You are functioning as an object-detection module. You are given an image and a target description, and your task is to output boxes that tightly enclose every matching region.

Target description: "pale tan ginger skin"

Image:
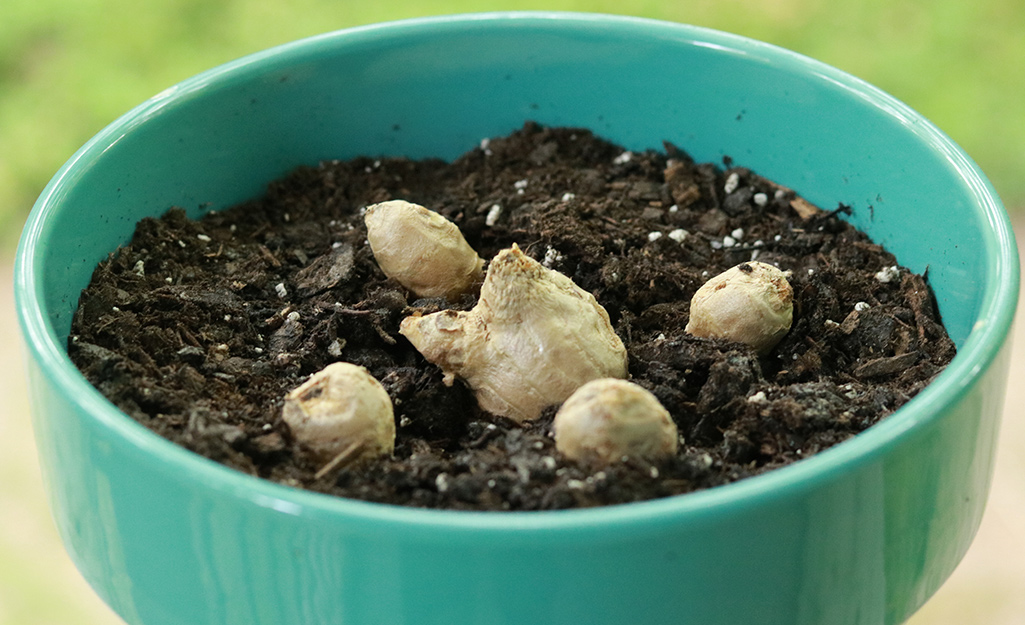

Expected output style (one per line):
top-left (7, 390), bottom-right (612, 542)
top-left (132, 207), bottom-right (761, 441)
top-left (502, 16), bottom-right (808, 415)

top-left (364, 199), bottom-right (485, 300)
top-left (554, 378), bottom-right (679, 465)
top-left (399, 244), bottom-right (629, 423)
top-left (685, 261), bottom-right (794, 355)
top-left (281, 362), bottom-right (395, 464)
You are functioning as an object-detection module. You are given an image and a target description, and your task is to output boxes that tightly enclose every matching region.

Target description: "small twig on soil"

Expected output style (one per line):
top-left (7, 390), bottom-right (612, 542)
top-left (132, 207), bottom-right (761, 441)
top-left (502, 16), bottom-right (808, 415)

top-left (314, 440), bottom-right (366, 480)
top-left (176, 325), bottom-right (202, 347)
top-left (329, 305), bottom-right (374, 316)
top-left (371, 321), bottom-right (398, 345)
top-left (257, 244), bottom-right (282, 267)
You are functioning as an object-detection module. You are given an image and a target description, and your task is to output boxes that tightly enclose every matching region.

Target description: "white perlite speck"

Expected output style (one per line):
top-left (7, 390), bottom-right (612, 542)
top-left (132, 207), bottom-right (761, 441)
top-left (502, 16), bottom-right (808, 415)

top-left (647, 231), bottom-right (663, 242)
top-left (731, 228), bottom-right (744, 240)
top-left (514, 179), bottom-right (528, 195)
top-left (747, 391), bottom-right (768, 404)
top-left (542, 246), bottom-right (564, 268)
top-left (753, 192), bottom-right (768, 207)
top-left (435, 473), bottom-right (450, 493)
top-left (133, 260), bottom-right (145, 277)
top-left (724, 172), bottom-right (740, 194)
top-left (327, 339), bottom-right (346, 357)
top-left (485, 204), bottom-right (503, 226)
top-left (722, 236), bottom-right (737, 248)
top-left (875, 266), bottom-right (900, 283)
top-left (561, 192), bottom-right (576, 202)
top-left (197, 233), bottom-right (211, 242)
top-left (613, 151), bottom-right (633, 165)
top-left (275, 283), bottom-right (288, 299)
top-left (855, 301), bottom-right (871, 312)
top-left (668, 229), bottom-right (688, 242)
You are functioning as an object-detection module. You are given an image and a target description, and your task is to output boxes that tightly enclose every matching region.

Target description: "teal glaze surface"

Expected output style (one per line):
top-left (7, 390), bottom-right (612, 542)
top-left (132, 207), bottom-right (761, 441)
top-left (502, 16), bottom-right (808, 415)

top-left (15, 13), bottom-right (1018, 625)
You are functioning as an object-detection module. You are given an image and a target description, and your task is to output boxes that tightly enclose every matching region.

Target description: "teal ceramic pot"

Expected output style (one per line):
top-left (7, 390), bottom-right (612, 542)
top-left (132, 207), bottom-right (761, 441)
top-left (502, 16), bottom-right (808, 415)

top-left (15, 13), bottom-right (1019, 625)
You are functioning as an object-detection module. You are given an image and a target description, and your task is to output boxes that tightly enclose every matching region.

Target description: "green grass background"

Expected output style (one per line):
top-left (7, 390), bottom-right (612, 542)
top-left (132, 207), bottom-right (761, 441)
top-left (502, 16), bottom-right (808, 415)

top-left (2, 0), bottom-right (1024, 252)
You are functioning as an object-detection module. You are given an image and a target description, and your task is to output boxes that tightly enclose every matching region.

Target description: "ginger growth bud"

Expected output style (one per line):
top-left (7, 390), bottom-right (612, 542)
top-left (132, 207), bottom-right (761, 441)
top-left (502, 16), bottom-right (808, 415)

top-left (685, 261), bottom-right (793, 355)
top-left (554, 378), bottom-right (678, 465)
top-left (282, 362), bottom-right (395, 464)
top-left (400, 244), bottom-right (628, 422)
top-left (364, 200), bottom-right (484, 300)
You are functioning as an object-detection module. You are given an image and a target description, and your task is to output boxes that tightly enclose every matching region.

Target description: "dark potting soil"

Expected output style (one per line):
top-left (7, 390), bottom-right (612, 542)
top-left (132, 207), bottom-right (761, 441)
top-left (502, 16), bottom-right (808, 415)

top-left (69, 122), bottom-right (955, 510)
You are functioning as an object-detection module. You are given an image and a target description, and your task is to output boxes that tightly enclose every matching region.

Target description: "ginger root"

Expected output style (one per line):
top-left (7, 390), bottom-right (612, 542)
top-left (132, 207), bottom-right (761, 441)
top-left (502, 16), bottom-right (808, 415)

top-left (685, 261), bottom-right (793, 355)
top-left (282, 362), bottom-right (395, 464)
top-left (554, 378), bottom-right (678, 465)
top-left (399, 244), bottom-right (628, 422)
top-left (364, 199), bottom-right (484, 300)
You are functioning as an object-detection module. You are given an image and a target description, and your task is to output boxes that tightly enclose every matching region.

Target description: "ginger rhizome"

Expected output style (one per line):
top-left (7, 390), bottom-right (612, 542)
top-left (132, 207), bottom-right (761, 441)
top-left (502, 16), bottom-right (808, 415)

top-left (400, 244), bottom-right (628, 422)
top-left (554, 378), bottom-right (679, 465)
top-left (364, 199), bottom-right (484, 300)
top-left (685, 261), bottom-right (793, 355)
top-left (282, 362), bottom-right (395, 465)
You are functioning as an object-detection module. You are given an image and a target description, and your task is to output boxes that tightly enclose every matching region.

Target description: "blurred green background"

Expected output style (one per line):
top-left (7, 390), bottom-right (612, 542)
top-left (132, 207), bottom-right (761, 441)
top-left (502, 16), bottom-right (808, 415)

top-left (2, 2), bottom-right (1023, 624)
top-left (2, 0), bottom-right (1024, 253)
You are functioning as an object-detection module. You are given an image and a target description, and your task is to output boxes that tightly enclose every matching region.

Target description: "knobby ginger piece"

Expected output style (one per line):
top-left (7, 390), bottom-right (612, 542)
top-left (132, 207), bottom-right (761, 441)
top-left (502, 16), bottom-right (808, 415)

top-left (399, 244), bottom-right (628, 422)
top-left (364, 199), bottom-right (485, 300)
